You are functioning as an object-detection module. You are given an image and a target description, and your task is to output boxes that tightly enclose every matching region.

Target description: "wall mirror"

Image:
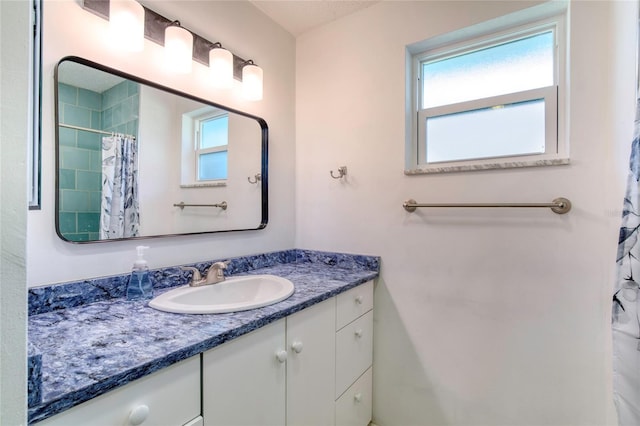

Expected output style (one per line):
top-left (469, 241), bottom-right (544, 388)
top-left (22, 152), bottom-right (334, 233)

top-left (55, 56), bottom-right (267, 243)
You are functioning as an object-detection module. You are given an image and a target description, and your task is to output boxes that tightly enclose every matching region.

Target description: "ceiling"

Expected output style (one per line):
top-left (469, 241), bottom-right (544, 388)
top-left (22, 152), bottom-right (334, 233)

top-left (58, 61), bottom-right (125, 92)
top-left (249, 0), bottom-right (379, 37)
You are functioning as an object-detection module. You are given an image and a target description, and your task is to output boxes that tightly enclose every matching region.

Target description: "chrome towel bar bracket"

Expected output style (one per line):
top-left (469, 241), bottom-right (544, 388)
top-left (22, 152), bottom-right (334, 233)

top-left (402, 197), bottom-right (572, 215)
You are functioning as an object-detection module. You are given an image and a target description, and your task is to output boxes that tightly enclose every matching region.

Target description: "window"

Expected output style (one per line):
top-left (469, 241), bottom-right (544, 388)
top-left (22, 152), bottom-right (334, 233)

top-left (407, 10), bottom-right (568, 173)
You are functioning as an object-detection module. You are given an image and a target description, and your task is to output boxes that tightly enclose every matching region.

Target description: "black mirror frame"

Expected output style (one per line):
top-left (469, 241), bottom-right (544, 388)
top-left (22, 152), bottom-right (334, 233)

top-left (54, 56), bottom-right (268, 243)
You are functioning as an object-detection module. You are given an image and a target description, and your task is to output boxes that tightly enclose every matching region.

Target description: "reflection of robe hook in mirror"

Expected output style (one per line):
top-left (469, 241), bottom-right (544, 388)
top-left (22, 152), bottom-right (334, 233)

top-left (330, 166), bottom-right (347, 179)
top-left (247, 173), bottom-right (261, 184)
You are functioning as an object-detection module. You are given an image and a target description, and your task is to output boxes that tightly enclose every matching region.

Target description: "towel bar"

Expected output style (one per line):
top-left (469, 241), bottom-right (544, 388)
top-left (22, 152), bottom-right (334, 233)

top-left (402, 197), bottom-right (571, 215)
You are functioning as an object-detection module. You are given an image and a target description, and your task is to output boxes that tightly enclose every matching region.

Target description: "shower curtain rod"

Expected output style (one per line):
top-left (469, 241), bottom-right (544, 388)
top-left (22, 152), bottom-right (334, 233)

top-left (59, 123), bottom-right (136, 140)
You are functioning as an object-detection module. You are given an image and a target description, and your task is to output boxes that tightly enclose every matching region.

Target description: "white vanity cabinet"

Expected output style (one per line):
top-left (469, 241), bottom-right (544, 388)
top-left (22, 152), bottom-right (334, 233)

top-left (35, 281), bottom-right (374, 426)
top-left (202, 280), bottom-right (374, 426)
top-left (286, 298), bottom-right (336, 426)
top-left (35, 355), bottom-right (201, 426)
top-left (202, 299), bottom-right (336, 426)
top-left (202, 319), bottom-right (287, 426)
top-left (335, 281), bottom-right (374, 426)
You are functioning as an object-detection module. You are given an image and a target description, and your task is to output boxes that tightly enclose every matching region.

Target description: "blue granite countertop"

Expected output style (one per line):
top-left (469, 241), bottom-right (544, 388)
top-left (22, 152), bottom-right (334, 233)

top-left (27, 249), bottom-right (379, 424)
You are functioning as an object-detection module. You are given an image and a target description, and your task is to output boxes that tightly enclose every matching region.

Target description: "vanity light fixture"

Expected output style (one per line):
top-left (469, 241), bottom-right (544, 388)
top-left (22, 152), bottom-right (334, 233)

top-left (108, 0), bottom-right (145, 52)
top-left (209, 43), bottom-right (234, 89)
top-left (164, 21), bottom-right (193, 74)
top-left (242, 60), bottom-right (263, 101)
top-left (83, 0), bottom-right (265, 100)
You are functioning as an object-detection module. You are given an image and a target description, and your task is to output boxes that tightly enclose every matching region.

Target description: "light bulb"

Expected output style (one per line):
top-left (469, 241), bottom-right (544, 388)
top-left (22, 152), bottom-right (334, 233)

top-left (164, 24), bottom-right (193, 74)
top-left (242, 63), bottom-right (263, 101)
top-left (209, 47), bottom-right (234, 89)
top-left (109, 0), bottom-right (145, 52)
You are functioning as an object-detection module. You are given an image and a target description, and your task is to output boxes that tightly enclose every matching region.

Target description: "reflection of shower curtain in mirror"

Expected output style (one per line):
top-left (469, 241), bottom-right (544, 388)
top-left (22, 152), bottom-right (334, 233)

top-left (100, 135), bottom-right (139, 239)
top-left (612, 99), bottom-right (640, 425)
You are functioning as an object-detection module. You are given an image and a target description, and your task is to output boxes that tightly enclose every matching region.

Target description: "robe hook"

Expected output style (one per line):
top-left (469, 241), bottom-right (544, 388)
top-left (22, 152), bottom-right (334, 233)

top-left (330, 166), bottom-right (347, 179)
top-left (247, 173), bottom-right (261, 184)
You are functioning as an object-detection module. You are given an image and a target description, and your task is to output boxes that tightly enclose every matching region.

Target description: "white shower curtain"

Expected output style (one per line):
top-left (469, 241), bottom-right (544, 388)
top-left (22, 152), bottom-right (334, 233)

top-left (100, 135), bottom-right (140, 239)
top-left (612, 110), bottom-right (640, 425)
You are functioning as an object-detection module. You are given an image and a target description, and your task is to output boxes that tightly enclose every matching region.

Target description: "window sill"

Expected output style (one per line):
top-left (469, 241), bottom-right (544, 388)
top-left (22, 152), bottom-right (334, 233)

top-left (405, 157), bottom-right (569, 175)
top-left (180, 181), bottom-right (227, 188)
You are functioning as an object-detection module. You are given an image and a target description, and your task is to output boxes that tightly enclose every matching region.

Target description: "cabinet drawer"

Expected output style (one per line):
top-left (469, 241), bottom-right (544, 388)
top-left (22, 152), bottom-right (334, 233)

top-left (335, 310), bottom-right (373, 398)
top-left (335, 367), bottom-right (372, 426)
top-left (36, 356), bottom-right (200, 426)
top-left (336, 281), bottom-right (373, 330)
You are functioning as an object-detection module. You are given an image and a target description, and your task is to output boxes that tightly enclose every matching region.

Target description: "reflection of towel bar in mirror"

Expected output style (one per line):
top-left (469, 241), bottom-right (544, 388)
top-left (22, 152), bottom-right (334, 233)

top-left (402, 197), bottom-right (572, 215)
top-left (174, 201), bottom-right (228, 210)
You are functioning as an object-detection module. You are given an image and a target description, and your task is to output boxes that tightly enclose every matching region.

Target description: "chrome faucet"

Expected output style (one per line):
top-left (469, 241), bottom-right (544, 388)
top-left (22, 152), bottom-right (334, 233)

top-left (205, 261), bottom-right (229, 285)
top-left (180, 261), bottom-right (230, 287)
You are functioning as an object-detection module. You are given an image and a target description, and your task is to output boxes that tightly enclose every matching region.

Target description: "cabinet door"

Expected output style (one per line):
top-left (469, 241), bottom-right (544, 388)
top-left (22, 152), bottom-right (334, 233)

top-left (35, 356), bottom-right (200, 426)
top-left (287, 298), bottom-right (336, 426)
top-left (203, 319), bottom-right (286, 426)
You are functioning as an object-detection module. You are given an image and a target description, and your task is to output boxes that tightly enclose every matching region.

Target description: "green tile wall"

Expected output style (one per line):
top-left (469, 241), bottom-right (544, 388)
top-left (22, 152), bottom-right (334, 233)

top-left (58, 81), bottom-right (139, 241)
top-left (102, 80), bottom-right (139, 136)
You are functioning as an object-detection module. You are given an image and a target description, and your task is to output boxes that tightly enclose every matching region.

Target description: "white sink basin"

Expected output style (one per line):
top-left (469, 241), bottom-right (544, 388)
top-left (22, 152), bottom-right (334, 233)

top-left (149, 274), bottom-right (295, 314)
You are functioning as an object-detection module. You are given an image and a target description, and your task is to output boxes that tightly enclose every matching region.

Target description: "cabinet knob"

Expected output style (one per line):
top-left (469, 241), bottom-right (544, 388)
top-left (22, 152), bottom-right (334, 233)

top-left (355, 295), bottom-right (364, 305)
top-left (128, 404), bottom-right (149, 425)
top-left (275, 350), bottom-right (287, 363)
top-left (354, 329), bottom-right (363, 338)
top-left (291, 341), bottom-right (304, 354)
top-left (354, 393), bottom-right (363, 403)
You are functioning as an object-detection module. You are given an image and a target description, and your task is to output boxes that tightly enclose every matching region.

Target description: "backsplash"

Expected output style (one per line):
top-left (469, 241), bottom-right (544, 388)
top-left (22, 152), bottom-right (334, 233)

top-left (28, 249), bottom-right (380, 316)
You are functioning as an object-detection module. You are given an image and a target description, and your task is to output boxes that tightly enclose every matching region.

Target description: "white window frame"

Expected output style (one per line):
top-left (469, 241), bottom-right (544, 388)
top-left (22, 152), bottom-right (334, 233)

top-left (418, 86), bottom-right (558, 163)
top-left (180, 107), bottom-right (228, 188)
top-left (195, 112), bottom-right (228, 182)
top-left (406, 8), bottom-right (569, 174)
top-left (29, 0), bottom-right (42, 209)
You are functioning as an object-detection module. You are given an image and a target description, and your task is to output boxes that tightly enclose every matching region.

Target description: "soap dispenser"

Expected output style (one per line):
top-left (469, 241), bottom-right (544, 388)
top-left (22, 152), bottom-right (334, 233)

top-left (126, 245), bottom-right (153, 300)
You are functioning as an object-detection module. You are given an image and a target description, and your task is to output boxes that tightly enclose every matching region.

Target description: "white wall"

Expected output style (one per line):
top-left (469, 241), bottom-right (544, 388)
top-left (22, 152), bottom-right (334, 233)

top-left (20, 0), bottom-right (637, 423)
top-left (0, 1), bottom-right (29, 424)
top-left (296, 1), bottom-right (636, 424)
top-left (29, 0), bottom-right (295, 286)
top-left (137, 87), bottom-right (261, 235)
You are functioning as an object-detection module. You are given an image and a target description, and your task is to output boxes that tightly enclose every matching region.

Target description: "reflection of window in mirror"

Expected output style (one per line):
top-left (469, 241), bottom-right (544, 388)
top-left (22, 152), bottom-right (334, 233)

top-left (197, 113), bottom-right (228, 181)
top-left (181, 107), bottom-right (228, 187)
